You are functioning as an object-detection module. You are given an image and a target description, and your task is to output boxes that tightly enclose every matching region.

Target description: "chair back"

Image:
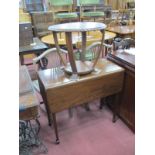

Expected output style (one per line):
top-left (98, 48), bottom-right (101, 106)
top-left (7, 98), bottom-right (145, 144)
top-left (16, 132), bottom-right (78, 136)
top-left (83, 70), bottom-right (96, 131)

top-left (79, 0), bottom-right (105, 22)
top-left (48, 0), bottom-right (75, 20)
top-left (33, 48), bottom-right (68, 70)
top-left (108, 20), bottom-right (121, 27)
top-left (49, 0), bottom-right (73, 13)
top-left (85, 42), bottom-right (104, 61)
top-left (49, 0), bottom-right (73, 6)
top-left (75, 41), bottom-right (109, 62)
top-left (79, 0), bottom-right (100, 5)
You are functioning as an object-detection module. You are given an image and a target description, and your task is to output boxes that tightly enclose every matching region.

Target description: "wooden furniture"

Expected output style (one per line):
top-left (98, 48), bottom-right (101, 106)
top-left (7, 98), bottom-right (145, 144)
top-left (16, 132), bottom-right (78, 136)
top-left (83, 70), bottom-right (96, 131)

top-left (77, 4), bottom-right (112, 21)
top-left (41, 30), bottom-right (116, 46)
top-left (19, 66), bottom-right (48, 154)
top-left (38, 58), bottom-right (124, 143)
top-left (107, 49), bottom-right (135, 132)
top-left (19, 37), bottom-right (48, 65)
top-left (32, 48), bottom-right (68, 93)
top-left (31, 11), bottom-right (54, 37)
top-left (79, 0), bottom-right (105, 22)
top-left (48, 22), bottom-right (107, 77)
top-left (127, 1), bottom-right (135, 9)
top-left (19, 22), bottom-right (33, 47)
top-left (32, 47), bottom-right (70, 124)
top-left (22, 0), bottom-right (44, 12)
top-left (113, 38), bottom-right (135, 51)
top-left (48, 0), bottom-right (78, 23)
top-left (110, 10), bottom-right (119, 20)
top-left (80, 41), bottom-right (112, 60)
top-left (106, 25), bottom-right (135, 38)
top-left (105, 0), bottom-right (129, 10)
top-left (19, 65), bottom-right (39, 121)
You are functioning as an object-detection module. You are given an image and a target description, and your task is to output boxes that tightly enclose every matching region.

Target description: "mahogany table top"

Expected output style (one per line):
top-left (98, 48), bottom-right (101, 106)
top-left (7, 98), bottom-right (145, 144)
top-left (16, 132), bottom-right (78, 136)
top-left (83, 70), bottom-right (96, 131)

top-left (106, 25), bottom-right (135, 35)
top-left (48, 22), bottom-right (107, 32)
top-left (41, 31), bottom-right (116, 46)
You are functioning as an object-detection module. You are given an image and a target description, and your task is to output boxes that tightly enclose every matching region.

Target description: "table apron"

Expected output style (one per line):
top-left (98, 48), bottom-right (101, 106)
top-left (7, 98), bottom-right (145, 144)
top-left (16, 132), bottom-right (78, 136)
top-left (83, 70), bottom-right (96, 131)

top-left (46, 71), bottom-right (124, 113)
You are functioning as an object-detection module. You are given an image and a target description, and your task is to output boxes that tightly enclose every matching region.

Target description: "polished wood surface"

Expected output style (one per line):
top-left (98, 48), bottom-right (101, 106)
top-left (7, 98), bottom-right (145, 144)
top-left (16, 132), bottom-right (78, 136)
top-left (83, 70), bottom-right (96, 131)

top-left (107, 25), bottom-right (135, 36)
top-left (107, 49), bottom-right (135, 132)
top-left (48, 22), bottom-right (106, 32)
top-left (19, 37), bottom-right (48, 65)
top-left (38, 59), bottom-right (124, 113)
top-left (48, 22), bottom-right (107, 76)
top-left (41, 31), bottom-right (116, 46)
top-left (19, 37), bottom-right (48, 53)
top-left (109, 49), bottom-right (135, 71)
top-left (38, 58), bottom-right (124, 142)
top-left (19, 66), bottom-right (39, 120)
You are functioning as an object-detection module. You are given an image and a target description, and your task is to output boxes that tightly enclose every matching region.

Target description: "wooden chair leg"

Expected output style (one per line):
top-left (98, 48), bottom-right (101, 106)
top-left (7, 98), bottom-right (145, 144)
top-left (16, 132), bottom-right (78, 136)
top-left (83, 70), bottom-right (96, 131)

top-left (52, 113), bottom-right (60, 144)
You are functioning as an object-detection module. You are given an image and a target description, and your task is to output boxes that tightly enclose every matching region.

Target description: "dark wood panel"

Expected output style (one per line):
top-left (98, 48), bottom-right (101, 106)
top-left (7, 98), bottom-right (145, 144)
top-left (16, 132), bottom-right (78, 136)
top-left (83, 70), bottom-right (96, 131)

top-left (107, 50), bottom-right (135, 132)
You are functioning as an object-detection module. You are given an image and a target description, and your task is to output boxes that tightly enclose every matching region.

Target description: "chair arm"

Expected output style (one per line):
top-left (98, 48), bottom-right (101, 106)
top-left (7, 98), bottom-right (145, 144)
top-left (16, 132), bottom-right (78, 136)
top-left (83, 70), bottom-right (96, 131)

top-left (86, 41), bottom-right (113, 50)
top-left (32, 48), bottom-right (68, 64)
top-left (103, 43), bottom-right (113, 49)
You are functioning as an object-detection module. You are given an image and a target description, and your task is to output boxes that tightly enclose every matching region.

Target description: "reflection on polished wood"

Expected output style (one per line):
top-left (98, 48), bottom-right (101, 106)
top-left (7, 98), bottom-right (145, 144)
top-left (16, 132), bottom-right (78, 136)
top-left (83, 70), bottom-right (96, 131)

top-left (19, 38), bottom-right (48, 53)
top-left (65, 60), bottom-right (94, 75)
top-left (48, 22), bottom-right (106, 32)
top-left (106, 25), bottom-right (135, 38)
top-left (38, 59), bottom-right (124, 142)
top-left (41, 31), bottom-right (116, 46)
top-left (112, 49), bottom-right (135, 68)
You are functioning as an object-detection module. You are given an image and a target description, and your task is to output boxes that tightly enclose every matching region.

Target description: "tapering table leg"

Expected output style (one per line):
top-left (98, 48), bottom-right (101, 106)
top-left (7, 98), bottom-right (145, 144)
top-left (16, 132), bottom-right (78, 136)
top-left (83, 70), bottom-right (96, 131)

top-left (112, 93), bottom-right (120, 123)
top-left (52, 113), bottom-right (60, 144)
top-left (99, 97), bottom-right (106, 109)
top-left (84, 103), bottom-right (90, 111)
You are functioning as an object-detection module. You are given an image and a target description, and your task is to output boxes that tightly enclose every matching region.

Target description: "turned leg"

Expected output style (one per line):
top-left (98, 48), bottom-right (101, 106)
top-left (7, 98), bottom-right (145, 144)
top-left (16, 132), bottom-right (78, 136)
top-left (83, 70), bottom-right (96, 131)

top-left (112, 94), bottom-right (120, 123)
top-left (68, 108), bottom-right (73, 118)
top-left (35, 118), bottom-right (41, 135)
top-left (43, 103), bottom-right (52, 126)
top-left (52, 113), bottom-right (60, 144)
top-left (47, 110), bottom-right (52, 126)
top-left (84, 103), bottom-right (90, 111)
top-left (99, 97), bottom-right (106, 109)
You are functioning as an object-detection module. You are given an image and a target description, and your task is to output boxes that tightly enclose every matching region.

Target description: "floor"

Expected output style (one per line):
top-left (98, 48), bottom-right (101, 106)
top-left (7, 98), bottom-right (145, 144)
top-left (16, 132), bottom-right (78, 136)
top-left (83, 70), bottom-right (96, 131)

top-left (37, 100), bottom-right (134, 155)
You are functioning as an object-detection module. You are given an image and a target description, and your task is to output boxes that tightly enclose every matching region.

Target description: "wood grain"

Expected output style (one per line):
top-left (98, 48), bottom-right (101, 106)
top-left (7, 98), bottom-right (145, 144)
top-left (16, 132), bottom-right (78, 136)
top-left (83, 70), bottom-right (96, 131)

top-left (38, 59), bottom-right (124, 113)
top-left (107, 50), bottom-right (135, 132)
top-left (107, 25), bottom-right (135, 34)
top-left (41, 31), bottom-right (116, 46)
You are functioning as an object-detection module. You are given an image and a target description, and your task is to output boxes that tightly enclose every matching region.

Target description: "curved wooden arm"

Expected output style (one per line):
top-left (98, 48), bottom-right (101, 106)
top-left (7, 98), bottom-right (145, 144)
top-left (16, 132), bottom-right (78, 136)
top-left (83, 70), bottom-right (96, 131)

top-left (32, 48), bottom-right (68, 65)
top-left (86, 41), bottom-right (113, 54)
